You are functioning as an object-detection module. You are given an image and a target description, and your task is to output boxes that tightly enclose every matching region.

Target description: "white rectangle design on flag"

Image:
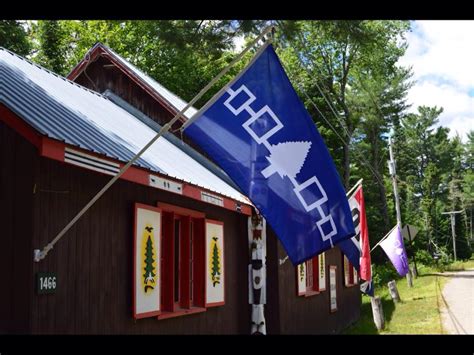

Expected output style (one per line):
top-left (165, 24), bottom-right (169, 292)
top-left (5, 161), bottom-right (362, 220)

top-left (133, 204), bottom-right (161, 319)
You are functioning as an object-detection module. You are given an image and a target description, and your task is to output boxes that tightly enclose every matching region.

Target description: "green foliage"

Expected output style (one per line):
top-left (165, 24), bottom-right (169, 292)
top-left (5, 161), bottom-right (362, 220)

top-left (0, 20), bottom-right (31, 56)
top-left (371, 263), bottom-right (399, 288)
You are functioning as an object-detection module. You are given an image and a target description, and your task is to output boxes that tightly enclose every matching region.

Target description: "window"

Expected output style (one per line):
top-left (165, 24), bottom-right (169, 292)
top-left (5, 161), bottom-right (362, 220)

top-left (156, 202), bottom-right (225, 320)
top-left (158, 203), bottom-right (207, 319)
top-left (297, 253), bottom-right (326, 297)
top-left (342, 253), bottom-right (358, 287)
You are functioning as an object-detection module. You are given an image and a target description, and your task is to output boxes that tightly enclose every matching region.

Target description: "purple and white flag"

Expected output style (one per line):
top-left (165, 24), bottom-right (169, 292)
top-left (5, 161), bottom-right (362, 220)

top-left (379, 226), bottom-right (409, 276)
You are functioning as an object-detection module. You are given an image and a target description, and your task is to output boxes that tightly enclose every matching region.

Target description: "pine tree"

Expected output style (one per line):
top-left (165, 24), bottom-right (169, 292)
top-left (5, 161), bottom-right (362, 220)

top-left (143, 234), bottom-right (156, 293)
top-left (211, 237), bottom-right (221, 287)
top-left (299, 264), bottom-right (305, 282)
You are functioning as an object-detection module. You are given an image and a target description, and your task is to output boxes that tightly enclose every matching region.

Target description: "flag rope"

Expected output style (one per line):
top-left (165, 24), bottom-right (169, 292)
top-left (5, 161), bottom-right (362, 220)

top-left (370, 224), bottom-right (398, 253)
top-left (33, 25), bottom-right (276, 262)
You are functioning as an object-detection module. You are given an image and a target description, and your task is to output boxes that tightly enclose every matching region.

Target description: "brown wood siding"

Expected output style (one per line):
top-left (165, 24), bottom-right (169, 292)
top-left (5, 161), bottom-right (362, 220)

top-left (29, 156), bottom-right (250, 334)
top-left (0, 122), bottom-right (36, 334)
top-left (270, 230), bottom-right (361, 334)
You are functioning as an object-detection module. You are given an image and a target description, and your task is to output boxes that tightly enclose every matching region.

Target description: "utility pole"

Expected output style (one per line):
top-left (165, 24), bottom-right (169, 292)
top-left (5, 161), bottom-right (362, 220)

top-left (388, 130), bottom-right (413, 287)
top-left (441, 210), bottom-right (464, 261)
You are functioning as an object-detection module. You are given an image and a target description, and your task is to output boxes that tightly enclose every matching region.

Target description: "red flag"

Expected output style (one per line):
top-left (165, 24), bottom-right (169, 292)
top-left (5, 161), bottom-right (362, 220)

top-left (355, 186), bottom-right (371, 282)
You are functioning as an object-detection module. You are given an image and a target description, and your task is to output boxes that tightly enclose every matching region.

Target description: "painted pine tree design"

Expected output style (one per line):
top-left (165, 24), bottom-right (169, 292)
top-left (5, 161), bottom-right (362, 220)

top-left (211, 237), bottom-right (221, 287)
top-left (299, 263), bottom-right (305, 282)
top-left (261, 141), bottom-right (312, 179)
top-left (143, 229), bottom-right (156, 293)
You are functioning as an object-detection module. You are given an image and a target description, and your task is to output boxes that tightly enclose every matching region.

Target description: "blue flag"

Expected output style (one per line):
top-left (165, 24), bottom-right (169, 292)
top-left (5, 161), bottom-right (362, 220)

top-left (184, 44), bottom-right (355, 264)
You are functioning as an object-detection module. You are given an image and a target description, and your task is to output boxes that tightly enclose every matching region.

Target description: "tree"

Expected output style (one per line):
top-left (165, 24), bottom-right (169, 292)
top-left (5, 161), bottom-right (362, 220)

top-left (211, 237), bottom-right (221, 287)
top-left (0, 20), bottom-right (31, 56)
top-left (143, 230), bottom-right (156, 293)
top-left (31, 20), bottom-right (69, 75)
top-left (281, 20), bottom-right (410, 189)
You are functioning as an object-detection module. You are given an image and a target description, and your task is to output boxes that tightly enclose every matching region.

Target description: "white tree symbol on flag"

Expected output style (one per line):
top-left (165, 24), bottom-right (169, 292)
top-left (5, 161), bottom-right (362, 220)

top-left (261, 141), bottom-right (312, 179)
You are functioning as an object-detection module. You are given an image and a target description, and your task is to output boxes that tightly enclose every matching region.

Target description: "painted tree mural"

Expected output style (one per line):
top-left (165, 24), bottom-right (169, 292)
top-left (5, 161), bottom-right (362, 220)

top-left (211, 237), bottom-right (221, 287)
top-left (299, 263), bottom-right (305, 282)
top-left (143, 226), bottom-right (156, 293)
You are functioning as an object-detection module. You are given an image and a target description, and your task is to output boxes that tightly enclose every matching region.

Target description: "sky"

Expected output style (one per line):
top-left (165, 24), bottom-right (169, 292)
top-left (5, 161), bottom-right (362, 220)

top-left (398, 20), bottom-right (474, 142)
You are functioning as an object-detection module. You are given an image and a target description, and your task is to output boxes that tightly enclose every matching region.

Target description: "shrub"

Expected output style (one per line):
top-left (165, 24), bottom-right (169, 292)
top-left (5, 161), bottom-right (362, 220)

top-left (372, 264), bottom-right (399, 288)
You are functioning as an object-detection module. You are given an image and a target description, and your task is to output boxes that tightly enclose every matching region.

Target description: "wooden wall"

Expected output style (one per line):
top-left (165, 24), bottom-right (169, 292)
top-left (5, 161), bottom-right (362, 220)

top-left (28, 154), bottom-right (250, 334)
top-left (266, 230), bottom-right (361, 334)
top-left (0, 120), bottom-right (360, 335)
top-left (0, 121), bottom-right (36, 333)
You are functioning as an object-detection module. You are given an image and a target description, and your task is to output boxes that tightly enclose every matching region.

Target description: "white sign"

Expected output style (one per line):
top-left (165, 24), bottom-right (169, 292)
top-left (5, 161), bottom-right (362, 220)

top-left (402, 224), bottom-right (419, 242)
top-left (330, 266), bottom-right (337, 312)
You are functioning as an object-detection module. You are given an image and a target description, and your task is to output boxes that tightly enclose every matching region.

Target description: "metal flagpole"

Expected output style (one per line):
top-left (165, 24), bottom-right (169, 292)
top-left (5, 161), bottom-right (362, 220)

top-left (388, 129), bottom-right (413, 287)
top-left (346, 178), bottom-right (363, 198)
top-left (33, 25), bottom-right (276, 262)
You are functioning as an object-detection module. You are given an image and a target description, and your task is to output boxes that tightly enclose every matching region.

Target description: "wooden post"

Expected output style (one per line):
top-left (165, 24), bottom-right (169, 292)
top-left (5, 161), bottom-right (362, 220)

top-left (406, 268), bottom-right (413, 287)
top-left (387, 280), bottom-right (401, 302)
top-left (370, 296), bottom-right (385, 331)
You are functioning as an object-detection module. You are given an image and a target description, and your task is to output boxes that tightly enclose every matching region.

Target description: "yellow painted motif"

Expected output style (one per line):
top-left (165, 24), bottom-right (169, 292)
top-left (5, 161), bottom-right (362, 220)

top-left (141, 224), bottom-right (157, 294)
top-left (319, 253), bottom-right (325, 278)
top-left (209, 236), bottom-right (222, 287)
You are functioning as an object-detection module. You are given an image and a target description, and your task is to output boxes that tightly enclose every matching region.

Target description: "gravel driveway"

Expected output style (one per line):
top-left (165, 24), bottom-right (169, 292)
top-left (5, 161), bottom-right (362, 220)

top-left (439, 269), bottom-right (474, 334)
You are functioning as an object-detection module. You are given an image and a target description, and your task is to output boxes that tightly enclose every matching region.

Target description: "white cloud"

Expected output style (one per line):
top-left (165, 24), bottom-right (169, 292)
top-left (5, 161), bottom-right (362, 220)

top-left (398, 20), bottom-right (474, 141)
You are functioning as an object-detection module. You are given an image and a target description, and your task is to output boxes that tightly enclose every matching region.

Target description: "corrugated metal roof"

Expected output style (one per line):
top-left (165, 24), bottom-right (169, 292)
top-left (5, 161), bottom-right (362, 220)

top-left (0, 47), bottom-right (250, 205)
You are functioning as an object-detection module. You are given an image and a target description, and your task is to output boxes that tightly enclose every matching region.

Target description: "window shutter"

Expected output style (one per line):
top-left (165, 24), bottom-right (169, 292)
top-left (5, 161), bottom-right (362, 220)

top-left (133, 204), bottom-right (162, 319)
top-left (318, 252), bottom-right (326, 291)
top-left (296, 263), bottom-right (306, 296)
top-left (205, 219), bottom-right (225, 307)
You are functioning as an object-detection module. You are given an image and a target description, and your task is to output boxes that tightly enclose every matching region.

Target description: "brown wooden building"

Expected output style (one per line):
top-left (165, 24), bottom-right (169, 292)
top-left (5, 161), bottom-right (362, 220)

top-left (0, 44), bottom-right (360, 335)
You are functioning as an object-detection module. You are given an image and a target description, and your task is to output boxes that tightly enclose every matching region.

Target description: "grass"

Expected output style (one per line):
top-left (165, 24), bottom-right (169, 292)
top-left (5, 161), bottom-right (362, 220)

top-left (343, 258), bottom-right (474, 334)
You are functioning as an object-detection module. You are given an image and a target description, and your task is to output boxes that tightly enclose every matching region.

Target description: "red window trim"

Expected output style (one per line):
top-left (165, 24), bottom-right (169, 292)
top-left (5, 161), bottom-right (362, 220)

top-left (157, 202), bottom-right (226, 320)
top-left (342, 253), bottom-right (358, 288)
top-left (157, 202), bottom-right (205, 219)
top-left (297, 255), bottom-right (322, 297)
top-left (156, 307), bottom-right (206, 320)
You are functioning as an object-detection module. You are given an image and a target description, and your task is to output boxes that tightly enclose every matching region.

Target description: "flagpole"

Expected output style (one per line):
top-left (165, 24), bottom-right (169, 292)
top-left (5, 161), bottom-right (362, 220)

top-left (33, 25), bottom-right (276, 262)
top-left (370, 224), bottom-right (398, 253)
top-left (346, 178), bottom-right (363, 198)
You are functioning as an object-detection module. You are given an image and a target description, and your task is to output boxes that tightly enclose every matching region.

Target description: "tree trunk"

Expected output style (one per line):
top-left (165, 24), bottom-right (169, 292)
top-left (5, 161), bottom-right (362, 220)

top-left (370, 133), bottom-right (390, 227)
